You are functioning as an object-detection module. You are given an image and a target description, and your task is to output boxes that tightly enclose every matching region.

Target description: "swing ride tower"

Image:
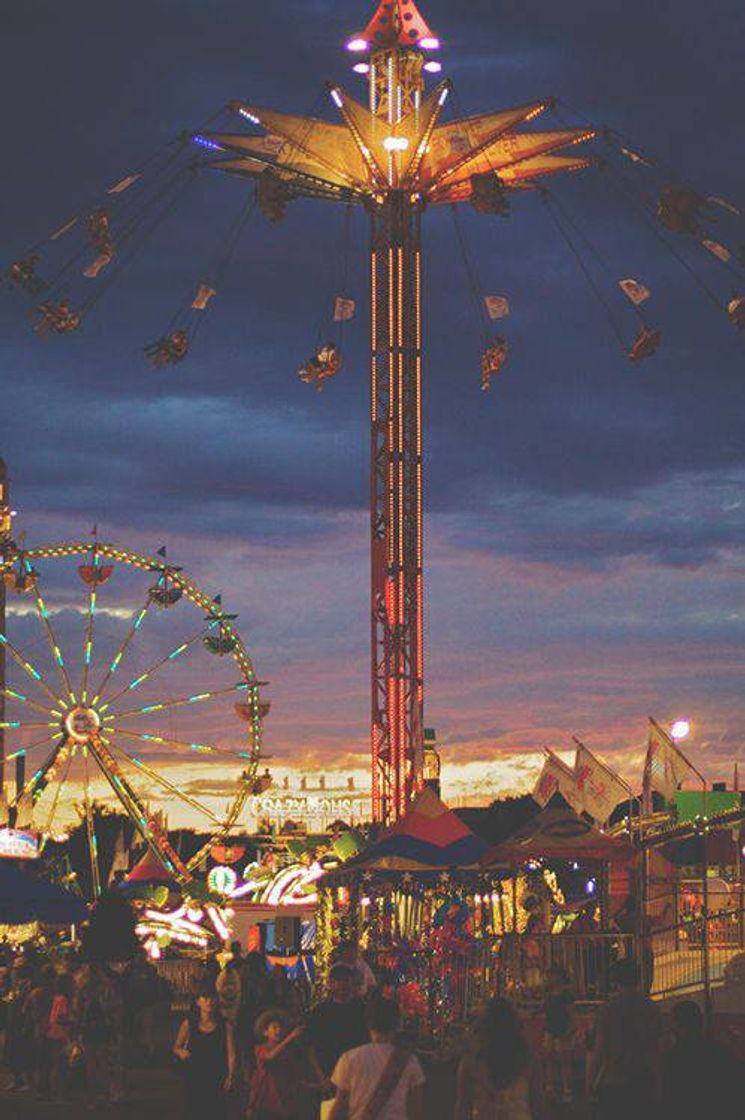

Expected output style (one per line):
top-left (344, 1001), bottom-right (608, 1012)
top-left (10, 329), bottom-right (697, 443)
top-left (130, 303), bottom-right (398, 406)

top-left (198, 0), bottom-right (595, 822)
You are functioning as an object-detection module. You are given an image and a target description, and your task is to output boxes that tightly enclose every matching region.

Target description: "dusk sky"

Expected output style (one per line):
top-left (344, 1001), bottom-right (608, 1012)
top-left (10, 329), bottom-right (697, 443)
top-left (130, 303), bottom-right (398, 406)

top-left (2, 0), bottom-right (745, 825)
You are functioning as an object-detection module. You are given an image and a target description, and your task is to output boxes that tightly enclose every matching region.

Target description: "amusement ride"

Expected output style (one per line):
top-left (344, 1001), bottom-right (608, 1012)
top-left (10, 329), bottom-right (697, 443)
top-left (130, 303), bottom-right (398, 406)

top-left (2, 0), bottom-right (745, 840)
top-left (0, 473), bottom-right (268, 889)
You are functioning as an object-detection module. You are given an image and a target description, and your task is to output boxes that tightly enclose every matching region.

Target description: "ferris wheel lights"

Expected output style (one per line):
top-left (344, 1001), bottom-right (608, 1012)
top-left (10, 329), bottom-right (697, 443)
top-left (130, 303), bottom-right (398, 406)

top-left (419, 36), bottom-right (440, 50)
top-left (346, 37), bottom-right (369, 52)
top-left (423, 60), bottom-right (442, 73)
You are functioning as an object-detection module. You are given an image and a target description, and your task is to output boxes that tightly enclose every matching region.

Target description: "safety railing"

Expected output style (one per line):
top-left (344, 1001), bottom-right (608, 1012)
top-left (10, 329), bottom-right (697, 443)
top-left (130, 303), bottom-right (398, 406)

top-left (648, 904), bottom-right (745, 1002)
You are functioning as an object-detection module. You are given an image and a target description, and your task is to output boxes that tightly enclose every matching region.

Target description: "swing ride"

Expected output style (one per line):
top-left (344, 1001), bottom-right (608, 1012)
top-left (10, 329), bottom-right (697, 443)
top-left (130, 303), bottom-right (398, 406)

top-left (3, 0), bottom-right (745, 827)
top-left (0, 521), bottom-right (268, 890)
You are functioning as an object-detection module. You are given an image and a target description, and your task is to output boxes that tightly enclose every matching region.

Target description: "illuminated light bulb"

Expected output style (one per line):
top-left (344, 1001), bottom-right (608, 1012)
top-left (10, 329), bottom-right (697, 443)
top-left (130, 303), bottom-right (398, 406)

top-left (419, 37), bottom-right (440, 49)
top-left (383, 136), bottom-right (410, 152)
top-left (670, 719), bottom-right (690, 740)
top-left (238, 108), bottom-right (260, 125)
top-left (423, 61), bottom-right (442, 73)
top-left (438, 87), bottom-right (450, 106)
top-left (329, 88), bottom-right (344, 109)
top-left (346, 37), bottom-right (369, 52)
top-left (353, 62), bottom-right (371, 74)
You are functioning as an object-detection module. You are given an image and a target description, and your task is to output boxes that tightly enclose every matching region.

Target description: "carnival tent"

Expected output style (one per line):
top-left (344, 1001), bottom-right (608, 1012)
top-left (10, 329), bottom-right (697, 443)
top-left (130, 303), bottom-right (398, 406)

top-left (482, 803), bottom-right (633, 865)
top-left (121, 848), bottom-right (179, 887)
top-left (335, 787), bottom-right (489, 872)
top-left (0, 861), bottom-right (87, 925)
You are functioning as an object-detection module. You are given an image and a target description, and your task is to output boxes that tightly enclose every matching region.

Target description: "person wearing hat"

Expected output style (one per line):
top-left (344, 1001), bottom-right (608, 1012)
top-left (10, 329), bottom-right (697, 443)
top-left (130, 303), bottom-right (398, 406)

top-left (248, 1008), bottom-right (304, 1118)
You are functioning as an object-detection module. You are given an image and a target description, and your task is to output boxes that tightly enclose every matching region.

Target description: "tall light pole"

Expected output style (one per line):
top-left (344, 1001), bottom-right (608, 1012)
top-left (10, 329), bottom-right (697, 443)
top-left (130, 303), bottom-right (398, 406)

top-left (198, 0), bottom-right (594, 821)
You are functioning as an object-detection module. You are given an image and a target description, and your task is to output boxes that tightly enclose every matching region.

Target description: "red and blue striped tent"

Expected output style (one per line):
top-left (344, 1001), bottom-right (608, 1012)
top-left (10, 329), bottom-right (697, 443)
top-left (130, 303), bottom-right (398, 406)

top-left (340, 787), bottom-right (488, 871)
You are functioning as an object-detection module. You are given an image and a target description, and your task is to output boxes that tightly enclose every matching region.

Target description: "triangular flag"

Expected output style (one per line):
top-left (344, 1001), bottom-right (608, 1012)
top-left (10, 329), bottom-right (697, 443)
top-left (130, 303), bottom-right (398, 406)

top-left (642, 717), bottom-right (699, 809)
top-left (157, 546), bottom-right (167, 558)
top-left (532, 749), bottom-right (583, 813)
top-left (618, 278), bottom-right (651, 305)
top-left (192, 284), bottom-right (217, 311)
top-left (702, 239), bottom-right (731, 262)
top-left (484, 295), bottom-right (510, 320)
top-left (573, 740), bottom-right (631, 825)
top-left (108, 173), bottom-right (142, 195)
top-left (333, 296), bottom-right (356, 321)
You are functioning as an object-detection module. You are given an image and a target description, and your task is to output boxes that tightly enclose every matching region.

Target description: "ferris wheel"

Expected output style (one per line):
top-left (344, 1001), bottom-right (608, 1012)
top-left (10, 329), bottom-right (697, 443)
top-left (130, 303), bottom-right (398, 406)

top-left (0, 537), bottom-right (268, 891)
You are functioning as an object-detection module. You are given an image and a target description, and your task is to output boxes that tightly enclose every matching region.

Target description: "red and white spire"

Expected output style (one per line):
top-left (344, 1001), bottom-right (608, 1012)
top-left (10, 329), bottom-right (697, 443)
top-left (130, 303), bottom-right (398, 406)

top-left (347, 0), bottom-right (439, 55)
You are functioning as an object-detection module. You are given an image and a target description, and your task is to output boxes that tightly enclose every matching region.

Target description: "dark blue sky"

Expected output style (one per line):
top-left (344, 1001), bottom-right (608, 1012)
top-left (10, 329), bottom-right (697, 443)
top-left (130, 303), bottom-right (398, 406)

top-left (2, 0), bottom-right (745, 803)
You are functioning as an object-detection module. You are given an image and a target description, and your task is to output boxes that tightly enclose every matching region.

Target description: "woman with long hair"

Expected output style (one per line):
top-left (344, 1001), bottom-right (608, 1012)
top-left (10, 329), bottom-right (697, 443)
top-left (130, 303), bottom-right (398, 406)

top-left (454, 998), bottom-right (533, 1120)
top-left (173, 982), bottom-right (236, 1120)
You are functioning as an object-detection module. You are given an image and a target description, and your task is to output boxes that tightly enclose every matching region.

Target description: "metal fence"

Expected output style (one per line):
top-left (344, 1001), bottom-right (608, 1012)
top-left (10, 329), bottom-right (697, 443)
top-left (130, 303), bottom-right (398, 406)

top-left (649, 904), bottom-right (745, 1003)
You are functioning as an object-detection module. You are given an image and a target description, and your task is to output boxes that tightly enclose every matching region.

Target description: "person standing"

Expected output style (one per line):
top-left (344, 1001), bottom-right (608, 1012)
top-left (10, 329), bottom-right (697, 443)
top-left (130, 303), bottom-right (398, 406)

top-left (249, 1009), bottom-right (305, 1119)
top-left (336, 943), bottom-right (377, 999)
top-left (328, 997), bottom-right (425, 1120)
top-left (541, 965), bottom-right (577, 1103)
top-left (454, 997), bottom-right (534, 1120)
top-left (173, 982), bottom-right (236, 1120)
top-left (46, 972), bottom-right (76, 1100)
top-left (307, 964), bottom-right (368, 1097)
top-left (24, 964), bottom-right (55, 1096)
top-left (587, 959), bottom-right (660, 1120)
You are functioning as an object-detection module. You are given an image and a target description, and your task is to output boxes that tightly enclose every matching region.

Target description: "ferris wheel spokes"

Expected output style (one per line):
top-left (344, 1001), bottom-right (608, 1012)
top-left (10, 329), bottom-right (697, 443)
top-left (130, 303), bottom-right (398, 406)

top-left (110, 725), bottom-right (256, 760)
top-left (109, 744), bottom-right (223, 825)
top-left (110, 680), bottom-right (250, 722)
top-left (0, 632), bottom-right (65, 708)
top-left (96, 623), bottom-right (217, 713)
top-left (89, 598), bottom-right (153, 708)
top-left (30, 580), bottom-right (77, 706)
top-left (1, 686), bottom-right (55, 718)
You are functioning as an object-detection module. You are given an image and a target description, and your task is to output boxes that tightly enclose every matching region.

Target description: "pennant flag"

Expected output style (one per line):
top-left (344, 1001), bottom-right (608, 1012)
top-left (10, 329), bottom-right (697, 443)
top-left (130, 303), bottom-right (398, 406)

top-left (157, 546), bottom-right (167, 558)
top-left (620, 145), bottom-right (652, 167)
top-left (108, 173), bottom-right (142, 195)
top-left (618, 278), bottom-right (651, 305)
top-left (642, 717), bottom-right (699, 808)
top-left (192, 284), bottom-right (217, 311)
top-left (50, 217), bottom-right (78, 241)
top-left (573, 740), bottom-right (631, 825)
top-left (532, 750), bottom-right (583, 813)
top-left (333, 296), bottom-right (356, 321)
top-left (702, 239), bottom-right (731, 262)
top-left (90, 524), bottom-right (98, 537)
top-left (708, 196), bottom-right (741, 217)
top-left (484, 295), bottom-right (510, 320)
top-left (83, 252), bottom-right (113, 279)
top-left (108, 827), bottom-right (130, 885)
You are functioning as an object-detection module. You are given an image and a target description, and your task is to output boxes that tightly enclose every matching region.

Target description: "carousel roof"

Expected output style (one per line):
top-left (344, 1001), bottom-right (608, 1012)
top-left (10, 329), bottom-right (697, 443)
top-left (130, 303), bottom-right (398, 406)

top-left (482, 803), bottom-right (633, 865)
top-left (335, 787), bottom-right (489, 871)
top-left (122, 847), bottom-right (179, 886)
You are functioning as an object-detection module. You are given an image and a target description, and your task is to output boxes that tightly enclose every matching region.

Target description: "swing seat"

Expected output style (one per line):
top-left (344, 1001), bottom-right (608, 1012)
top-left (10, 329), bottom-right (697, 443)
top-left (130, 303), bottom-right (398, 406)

top-left (480, 339), bottom-right (508, 388)
top-left (470, 172), bottom-right (511, 217)
top-left (145, 330), bottom-right (189, 367)
top-left (656, 187), bottom-right (702, 235)
top-left (8, 257), bottom-right (47, 295)
top-left (628, 326), bottom-right (661, 362)
top-left (4, 567), bottom-right (38, 593)
top-left (35, 301), bottom-right (81, 336)
top-left (298, 343), bottom-right (341, 389)
top-left (257, 173), bottom-right (292, 224)
top-left (203, 632), bottom-right (238, 656)
top-left (88, 208), bottom-right (114, 254)
top-left (727, 296), bottom-right (745, 331)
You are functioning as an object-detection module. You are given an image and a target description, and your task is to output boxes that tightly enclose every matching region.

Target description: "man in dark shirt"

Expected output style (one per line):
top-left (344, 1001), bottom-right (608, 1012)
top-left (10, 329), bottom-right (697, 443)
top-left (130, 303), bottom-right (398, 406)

top-left (307, 963), bottom-right (368, 1094)
top-left (588, 959), bottom-right (660, 1120)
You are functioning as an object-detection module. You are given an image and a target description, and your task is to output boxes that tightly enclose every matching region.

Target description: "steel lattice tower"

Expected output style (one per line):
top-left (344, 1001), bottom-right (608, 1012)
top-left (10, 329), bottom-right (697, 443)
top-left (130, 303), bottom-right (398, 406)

top-left (200, 0), bottom-right (594, 822)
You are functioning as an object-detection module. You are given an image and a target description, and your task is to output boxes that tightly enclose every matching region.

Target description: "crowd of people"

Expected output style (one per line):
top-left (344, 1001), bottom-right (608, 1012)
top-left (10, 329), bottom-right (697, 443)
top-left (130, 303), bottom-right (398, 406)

top-left (1, 939), bottom-right (743, 1120)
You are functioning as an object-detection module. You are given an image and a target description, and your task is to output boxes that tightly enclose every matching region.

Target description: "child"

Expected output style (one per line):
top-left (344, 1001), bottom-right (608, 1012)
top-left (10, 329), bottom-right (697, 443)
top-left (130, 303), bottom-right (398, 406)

top-left (249, 1009), bottom-right (304, 1119)
top-left (542, 965), bottom-right (576, 1103)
